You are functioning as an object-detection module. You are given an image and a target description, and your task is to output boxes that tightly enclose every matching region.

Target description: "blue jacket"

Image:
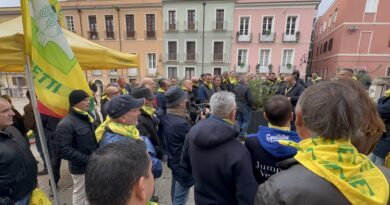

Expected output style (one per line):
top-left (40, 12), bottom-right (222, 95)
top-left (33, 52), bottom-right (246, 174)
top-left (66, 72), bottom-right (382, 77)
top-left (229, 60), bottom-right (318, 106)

top-left (156, 91), bottom-right (166, 117)
top-left (100, 130), bottom-right (162, 178)
top-left (374, 96), bottom-right (390, 158)
top-left (245, 126), bottom-right (301, 184)
top-left (198, 84), bottom-right (214, 103)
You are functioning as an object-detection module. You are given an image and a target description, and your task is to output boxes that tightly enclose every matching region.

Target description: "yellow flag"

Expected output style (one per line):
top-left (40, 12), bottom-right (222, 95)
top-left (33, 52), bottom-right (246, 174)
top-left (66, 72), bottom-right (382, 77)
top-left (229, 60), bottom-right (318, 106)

top-left (21, 0), bottom-right (91, 116)
top-left (48, 0), bottom-right (64, 27)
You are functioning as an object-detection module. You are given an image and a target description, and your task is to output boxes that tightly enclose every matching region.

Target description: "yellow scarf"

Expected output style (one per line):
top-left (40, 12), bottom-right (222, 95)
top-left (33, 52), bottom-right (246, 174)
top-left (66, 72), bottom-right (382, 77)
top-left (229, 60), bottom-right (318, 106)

top-left (101, 94), bottom-right (109, 100)
top-left (95, 117), bottom-right (140, 142)
top-left (312, 77), bottom-right (322, 84)
top-left (182, 86), bottom-right (189, 92)
top-left (279, 137), bottom-right (389, 205)
top-left (157, 88), bottom-right (166, 93)
top-left (205, 82), bottom-right (213, 90)
top-left (228, 77), bottom-right (238, 85)
top-left (121, 88), bottom-right (129, 95)
top-left (142, 105), bottom-right (156, 118)
top-left (73, 107), bottom-right (94, 123)
top-left (268, 123), bottom-right (290, 131)
top-left (385, 89), bottom-right (390, 97)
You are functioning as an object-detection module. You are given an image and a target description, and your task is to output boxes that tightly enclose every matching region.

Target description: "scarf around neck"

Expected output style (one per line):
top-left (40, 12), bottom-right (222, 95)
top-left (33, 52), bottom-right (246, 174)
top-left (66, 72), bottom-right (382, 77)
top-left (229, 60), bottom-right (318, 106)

top-left (72, 107), bottom-right (94, 123)
top-left (95, 117), bottom-right (140, 142)
top-left (279, 137), bottom-right (389, 205)
top-left (142, 105), bottom-right (156, 117)
top-left (157, 88), bottom-right (166, 93)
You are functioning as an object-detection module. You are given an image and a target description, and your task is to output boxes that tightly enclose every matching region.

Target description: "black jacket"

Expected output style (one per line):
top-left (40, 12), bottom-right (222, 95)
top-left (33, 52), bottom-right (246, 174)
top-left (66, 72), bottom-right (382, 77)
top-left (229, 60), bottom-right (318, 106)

top-left (192, 85), bottom-right (201, 104)
top-left (234, 83), bottom-right (253, 113)
top-left (374, 96), bottom-right (390, 158)
top-left (160, 111), bottom-right (194, 187)
top-left (284, 82), bottom-right (305, 108)
top-left (56, 109), bottom-right (98, 174)
top-left (0, 126), bottom-right (37, 202)
top-left (199, 84), bottom-right (214, 103)
top-left (181, 116), bottom-right (258, 205)
top-left (137, 109), bottom-right (161, 158)
top-left (100, 97), bottom-right (109, 120)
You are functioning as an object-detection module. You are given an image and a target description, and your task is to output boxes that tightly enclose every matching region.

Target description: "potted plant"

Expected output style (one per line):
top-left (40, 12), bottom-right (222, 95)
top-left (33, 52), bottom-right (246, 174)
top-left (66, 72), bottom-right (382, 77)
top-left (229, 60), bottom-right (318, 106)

top-left (239, 62), bottom-right (246, 69)
top-left (286, 63), bottom-right (292, 70)
top-left (268, 64), bottom-right (273, 72)
top-left (265, 30), bottom-right (272, 36)
top-left (247, 77), bottom-right (278, 133)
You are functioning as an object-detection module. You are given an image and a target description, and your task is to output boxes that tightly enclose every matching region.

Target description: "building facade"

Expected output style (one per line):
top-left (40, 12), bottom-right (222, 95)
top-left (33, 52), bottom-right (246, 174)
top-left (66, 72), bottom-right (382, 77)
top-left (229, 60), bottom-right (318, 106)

top-left (311, 0), bottom-right (390, 79)
top-left (232, 0), bottom-right (319, 77)
top-left (162, 0), bottom-right (234, 79)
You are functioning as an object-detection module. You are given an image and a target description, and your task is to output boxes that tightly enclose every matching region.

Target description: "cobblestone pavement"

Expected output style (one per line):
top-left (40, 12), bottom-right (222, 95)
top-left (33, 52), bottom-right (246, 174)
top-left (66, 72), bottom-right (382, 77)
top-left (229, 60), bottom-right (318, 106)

top-left (11, 97), bottom-right (195, 205)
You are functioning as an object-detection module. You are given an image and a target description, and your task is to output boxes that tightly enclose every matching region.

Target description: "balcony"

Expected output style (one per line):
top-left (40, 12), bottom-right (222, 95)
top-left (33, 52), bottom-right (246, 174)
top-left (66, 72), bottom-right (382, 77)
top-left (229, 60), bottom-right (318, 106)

top-left (165, 22), bottom-right (178, 32)
top-left (283, 31), bottom-right (300, 42)
top-left (91, 70), bottom-right (102, 76)
top-left (184, 53), bottom-right (197, 62)
top-left (184, 21), bottom-right (198, 32)
top-left (236, 32), bottom-right (252, 42)
top-left (256, 65), bottom-right (270, 73)
top-left (108, 70), bottom-right (119, 76)
top-left (259, 32), bottom-right (276, 42)
top-left (145, 30), bottom-right (156, 39)
top-left (88, 30), bottom-right (99, 40)
top-left (125, 30), bottom-right (136, 39)
top-left (212, 53), bottom-right (224, 62)
top-left (212, 20), bottom-right (227, 31)
top-left (105, 30), bottom-right (115, 40)
top-left (279, 64), bottom-right (296, 74)
top-left (235, 64), bottom-right (250, 73)
top-left (165, 53), bottom-right (179, 62)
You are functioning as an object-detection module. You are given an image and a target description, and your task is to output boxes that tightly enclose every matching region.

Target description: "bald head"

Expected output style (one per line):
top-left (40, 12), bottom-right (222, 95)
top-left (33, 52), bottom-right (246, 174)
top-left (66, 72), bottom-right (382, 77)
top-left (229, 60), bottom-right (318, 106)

top-left (182, 80), bottom-right (193, 91)
top-left (191, 77), bottom-right (199, 86)
top-left (339, 69), bottom-right (354, 79)
top-left (118, 77), bottom-right (127, 89)
top-left (105, 86), bottom-right (120, 99)
top-left (142, 78), bottom-right (156, 93)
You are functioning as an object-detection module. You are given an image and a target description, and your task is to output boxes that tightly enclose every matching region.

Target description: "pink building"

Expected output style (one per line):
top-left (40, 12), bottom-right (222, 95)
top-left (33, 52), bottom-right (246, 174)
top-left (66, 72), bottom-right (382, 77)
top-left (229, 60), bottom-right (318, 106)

top-left (231, 0), bottom-right (319, 77)
top-left (312, 0), bottom-right (390, 79)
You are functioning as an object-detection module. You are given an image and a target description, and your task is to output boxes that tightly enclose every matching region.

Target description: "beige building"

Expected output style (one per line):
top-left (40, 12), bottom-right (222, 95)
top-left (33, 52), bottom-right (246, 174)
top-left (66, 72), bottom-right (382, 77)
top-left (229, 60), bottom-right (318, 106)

top-left (0, 0), bottom-right (163, 90)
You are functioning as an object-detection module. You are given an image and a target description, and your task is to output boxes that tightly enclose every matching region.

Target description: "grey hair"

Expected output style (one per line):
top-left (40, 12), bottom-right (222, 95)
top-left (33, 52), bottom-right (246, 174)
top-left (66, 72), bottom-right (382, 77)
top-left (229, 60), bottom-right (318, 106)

top-left (296, 80), bottom-right (364, 140)
top-left (210, 91), bottom-right (236, 119)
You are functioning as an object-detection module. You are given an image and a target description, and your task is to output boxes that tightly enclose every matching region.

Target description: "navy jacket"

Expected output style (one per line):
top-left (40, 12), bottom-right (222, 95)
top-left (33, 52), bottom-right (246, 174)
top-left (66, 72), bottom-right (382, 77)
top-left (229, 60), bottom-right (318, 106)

top-left (374, 96), bottom-right (390, 158)
top-left (181, 115), bottom-right (258, 205)
top-left (285, 82), bottom-right (305, 108)
top-left (245, 126), bottom-right (301, 184)
top-left (160, 112), bottom-right (194, 187)
top-left (198, 84), bottom-right (214, 103)
top-left (156, 91), bottom-right (166, 115)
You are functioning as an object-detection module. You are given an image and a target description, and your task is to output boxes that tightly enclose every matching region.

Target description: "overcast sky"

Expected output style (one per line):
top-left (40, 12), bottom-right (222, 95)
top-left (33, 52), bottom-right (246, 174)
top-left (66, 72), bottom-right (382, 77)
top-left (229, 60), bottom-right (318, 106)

top-left (0, 0), bottom-right (336, 16)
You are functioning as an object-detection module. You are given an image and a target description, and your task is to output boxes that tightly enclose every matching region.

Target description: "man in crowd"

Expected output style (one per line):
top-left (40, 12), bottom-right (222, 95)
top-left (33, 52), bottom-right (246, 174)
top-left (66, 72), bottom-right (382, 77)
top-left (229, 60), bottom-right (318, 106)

top-left (85, 140), bottom-right (155, 205)
top-left (283, 74), bottom-right (305, 130)
top-left (292, 70), bottom-right (305, 87)
top-left (0, 97), bottom-right (37, 205)
top-left (199, 73), bottom-right (214, 103)
top-left (142, 77), bottom-right (157, 93)
top-left (245, 95), bottom-right (301, 184)
top-left (181, 91), bottom-right (257, 204)
top-left (56, 90), bottom-right (99, 205)
top-left (160, 87), bottom-right (194, 205)
top-left (1, 95), bottom-right (25, 136)
top-left (118, 76), bottom-right (132, 95)
top-left (221, 71), bottom-right (233, 92)
top-left (235, 76), bottom-right (253, 139)
top-left (156, 78), bottom-right (170, 116)
top-left (213, 75), bottom-right (224, 92)
top-left (170, 77), bottom-right (178, 87)
top-left (338, 68), bottom-right (355, 79)
top-left (191, 77), bottom-right (201, 104)
top-left (100, 85), bottom-right (120, 120)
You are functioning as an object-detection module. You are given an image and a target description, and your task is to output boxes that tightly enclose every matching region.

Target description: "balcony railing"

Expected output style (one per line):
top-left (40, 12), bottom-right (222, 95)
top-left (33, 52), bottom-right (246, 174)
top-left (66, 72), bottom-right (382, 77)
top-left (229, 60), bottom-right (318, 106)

top-left (184, 21), bottom-right (198, 32)
top-left (184, 53), bottom-right (197, 62)
top-left (165, 53), bottom-right (179, 62)
top-left (165, 21), bottom-right (178, 32)
top-left (212, 20), bottom-right (227, 31)
top-left (108, 70), bottom-right (119, 76)
top-left (105, 30), bottom-right (115, 40)
top-left (256, 65), bottom-right (270, 73)
top-left (235, 64), bottom-right (250, 73)
top-left (88, 30), bottom-right (99, 40)
top-left (279, 64), bottom-right (296, 73)
top-left (212, 53), bottom-right (224, 62)
top-left (125, 30), bottom-right (136, 39)
top-left (92, 70), bottom-right (102, 76)
top-left (145, 30), bottom-right (156, 39)
top-left (236, 32), bottom-right (252, 42)
top-left (283, 31), bottom-right (300, 42)
top-left (259, 32), bottom-right (276, 42)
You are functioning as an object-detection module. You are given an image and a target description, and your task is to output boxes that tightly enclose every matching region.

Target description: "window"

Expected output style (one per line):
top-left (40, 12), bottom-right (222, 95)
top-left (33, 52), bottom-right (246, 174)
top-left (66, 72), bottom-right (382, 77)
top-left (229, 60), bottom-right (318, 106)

top-left (146, 14), bottom-right (156, 39)
top-left (109, 69), bottom-right (118, 76)
top-left (262, 16), bottom-right (273, 35)
top-left (92, 70), bottom-right (102, 76)
top-left (320, 44), bottom-right (323, 54)
top-left (147, 53), bottom-right (156, 69)
top-left (282, 49), bottom-right (293, 66)
top-left (185, 67), bottom-right (195, 79)
top-left (365, 0), bottom-right (378, 13)
top-left (259, 49), bottom-right (271, 67)
top-left (65, 16), bottom-right (74, 32)
top-left (328, 16), bottom-right (332, 27)
top-left (168, 10), bottom-right (176, 30)
top-left (285, 16), bottom-right (297, 35)
top-left (88, 15), bottom-right (98, 40)
top-left (125, 14), bottom-right (135, 38)
top-left (187, 10), bottom-right (196, 30)
top-left (214, 68), bottom-right (222, 76)
top-left (316, 46), bottom-right (319, 56)
top-left (12, 76), bottom-right (26, 86)
top-left (333, 9), bottom-right (338, 23)
top-left (105, 15), bottom-right (115, 39)
top-left (328, 38), bottom-right (333, 51)
top-left (168, 67), bottom-right (178, 78)
top-left (239, 16), bottom-right (250, 35)
top-left (186, 41), bottom-right (196, 61)
top-left (215, 9), bottom-right (224, 30)
top-left (323, 21), bottom-right (326, 32)
top-left (168, 41), bottom-right (177, 61)
top-left (213, 42), bottom-right (224, 61)
top-left (237, 49), bottom-right (248, 66)
top-left (323, 42), bottom-right (328, 53)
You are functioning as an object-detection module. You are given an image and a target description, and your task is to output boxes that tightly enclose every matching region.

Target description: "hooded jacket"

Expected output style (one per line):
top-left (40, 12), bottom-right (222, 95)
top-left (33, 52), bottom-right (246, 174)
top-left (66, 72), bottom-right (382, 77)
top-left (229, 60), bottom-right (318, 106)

top-left (245, 126), bottom-right (301, 184)
top-left (181, 115), bottom-right (258, 205)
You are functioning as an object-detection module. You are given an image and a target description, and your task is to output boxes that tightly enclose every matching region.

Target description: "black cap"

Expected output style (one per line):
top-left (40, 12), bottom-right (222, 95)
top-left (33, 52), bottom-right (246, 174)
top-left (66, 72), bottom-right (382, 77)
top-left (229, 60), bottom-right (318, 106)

top-left (69, 90), bottom-right (89, 107)
top-left (165, 86), bottom-right (187, 108)
top-left (132, 87), bottom-right (154, 101)
top-left (106, 95), bottom-right (144, 119)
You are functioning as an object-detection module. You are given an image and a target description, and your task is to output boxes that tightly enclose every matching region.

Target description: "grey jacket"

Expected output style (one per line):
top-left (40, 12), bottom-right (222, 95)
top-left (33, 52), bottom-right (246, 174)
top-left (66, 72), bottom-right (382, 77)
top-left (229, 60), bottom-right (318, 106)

top-left (234, 83), bottom-right (253, 113)
top-left (255, 159), bottom-right (390, 205)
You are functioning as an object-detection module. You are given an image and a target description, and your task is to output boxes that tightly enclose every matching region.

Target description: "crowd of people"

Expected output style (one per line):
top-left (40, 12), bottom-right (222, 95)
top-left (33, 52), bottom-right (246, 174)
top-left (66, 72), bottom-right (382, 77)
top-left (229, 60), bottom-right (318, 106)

top-left (0, 68), bottom-right (389, 205)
